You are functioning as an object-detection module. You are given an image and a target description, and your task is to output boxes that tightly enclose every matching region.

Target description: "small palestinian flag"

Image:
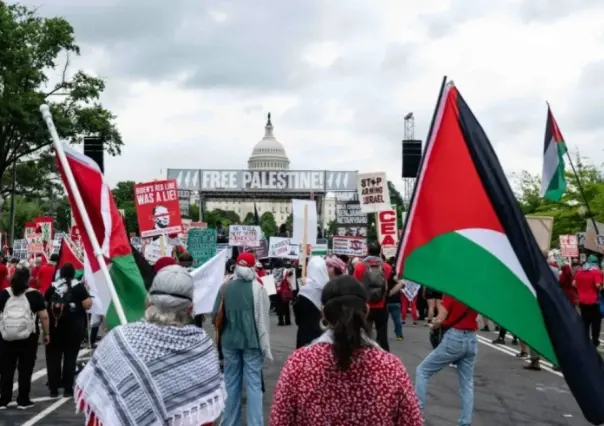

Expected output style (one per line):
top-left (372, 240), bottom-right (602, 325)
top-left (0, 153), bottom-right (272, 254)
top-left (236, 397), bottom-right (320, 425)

top-left (540, 106), bottom-right (567, 201)
top-left (397, 82), bottom-right (604, 424)
top-left (54, 238), bottom-right (84, 280)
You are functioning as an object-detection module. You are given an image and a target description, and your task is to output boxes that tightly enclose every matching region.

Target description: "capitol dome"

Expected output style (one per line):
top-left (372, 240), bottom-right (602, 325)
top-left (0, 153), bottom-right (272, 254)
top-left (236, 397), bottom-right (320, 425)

top-left (247, 113), bottom-right (290, 170)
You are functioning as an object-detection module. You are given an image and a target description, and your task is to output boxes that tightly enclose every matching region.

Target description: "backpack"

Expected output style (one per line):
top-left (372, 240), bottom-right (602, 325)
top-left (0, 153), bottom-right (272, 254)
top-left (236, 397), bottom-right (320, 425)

top-left (0, 288), bottom-right (36, 341)
top-left (278, 276), bottom-right (293, 302)
top-left (362, 258), bottom-right (387, 303)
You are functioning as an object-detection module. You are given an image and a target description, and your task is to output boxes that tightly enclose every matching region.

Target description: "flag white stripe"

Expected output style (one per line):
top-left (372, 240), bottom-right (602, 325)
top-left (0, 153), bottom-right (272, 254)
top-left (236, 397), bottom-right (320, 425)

top-left (540, 137), bottom-right (559, 197)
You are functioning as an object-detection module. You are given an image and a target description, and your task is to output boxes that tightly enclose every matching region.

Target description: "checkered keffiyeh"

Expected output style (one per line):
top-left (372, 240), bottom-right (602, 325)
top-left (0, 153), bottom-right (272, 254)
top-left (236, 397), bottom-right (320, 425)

top-left (75, 321), bottom-right (225, 426)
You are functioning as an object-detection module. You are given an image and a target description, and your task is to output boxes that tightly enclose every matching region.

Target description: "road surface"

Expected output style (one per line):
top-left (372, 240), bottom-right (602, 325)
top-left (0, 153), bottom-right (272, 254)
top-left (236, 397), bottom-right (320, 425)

top-left (0, 317), bottom-right (601, 426)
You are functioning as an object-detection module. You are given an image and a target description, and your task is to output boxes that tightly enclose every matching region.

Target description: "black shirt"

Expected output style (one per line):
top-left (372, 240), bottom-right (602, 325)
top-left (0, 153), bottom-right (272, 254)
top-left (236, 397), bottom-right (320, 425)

top-left (44, 281), bottom-right (90, 337)
top-left (0, 288), bottom-right (46, 336)
top-left (386, 269), bottom-right (401, 304)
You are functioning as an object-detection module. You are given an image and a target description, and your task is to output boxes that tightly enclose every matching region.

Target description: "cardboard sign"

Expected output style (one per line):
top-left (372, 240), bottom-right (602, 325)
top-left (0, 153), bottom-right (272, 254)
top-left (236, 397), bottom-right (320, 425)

top-left (268, 237), bottom-right (299, 259)
top-left (377, 208), bottom-right (398, 247)
top-left (526, 216), bottom-right (554, 252)
top-left (134, 179), bottom-right (183, 238)
top-left (357, 172), bottom-right (390, 214)
top-left (402, 280), bottom-right (421, 301)
top-left (228, 225), bottom-right (261, 247)
top-left (332, 236), bottom-right (367, 257)
top-left (559, 234), bottom-right (579, 258)
top-left (187, 228), bottom-right (217, 268)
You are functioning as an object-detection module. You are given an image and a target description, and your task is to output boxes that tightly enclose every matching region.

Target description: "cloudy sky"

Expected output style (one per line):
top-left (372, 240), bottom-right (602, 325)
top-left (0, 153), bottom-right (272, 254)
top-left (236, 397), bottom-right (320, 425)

top-left (20, 0), bottom-right (604, 192)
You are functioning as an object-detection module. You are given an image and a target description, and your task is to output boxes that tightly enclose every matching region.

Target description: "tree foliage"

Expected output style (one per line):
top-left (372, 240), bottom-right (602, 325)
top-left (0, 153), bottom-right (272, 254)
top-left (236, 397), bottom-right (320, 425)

top-left (204, 209), bottom-right (240, 229)
top-left (260, 211), bottom-right (277, 237)
top-left (513, 159), bottom-right (604, 246)
top-left (110, 181), bottom-right (138, 235)
top-left (0, 3), bottom-right (122, 199)
top-left (0, 196), bottom-right (42, 238)
top-left (243, 212), bottom-right (256, 225)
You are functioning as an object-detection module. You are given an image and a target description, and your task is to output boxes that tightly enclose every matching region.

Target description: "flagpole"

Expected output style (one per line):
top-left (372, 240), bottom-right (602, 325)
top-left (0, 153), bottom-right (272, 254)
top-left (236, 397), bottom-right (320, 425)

top-left (40, 104), bottom-right (128, 326)
top-left (547, 102), bottom-right (600, 236)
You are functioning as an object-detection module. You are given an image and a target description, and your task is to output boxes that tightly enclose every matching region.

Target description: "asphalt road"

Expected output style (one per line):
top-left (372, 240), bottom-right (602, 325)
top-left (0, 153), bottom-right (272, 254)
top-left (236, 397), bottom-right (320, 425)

top-left (0, 317), bottom-right (602, 426)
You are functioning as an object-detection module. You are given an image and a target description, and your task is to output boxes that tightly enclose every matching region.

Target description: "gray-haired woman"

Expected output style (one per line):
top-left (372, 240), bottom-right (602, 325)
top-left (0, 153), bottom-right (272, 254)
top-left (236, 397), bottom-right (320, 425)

top-left (75, 265), bottom-right (225, 426)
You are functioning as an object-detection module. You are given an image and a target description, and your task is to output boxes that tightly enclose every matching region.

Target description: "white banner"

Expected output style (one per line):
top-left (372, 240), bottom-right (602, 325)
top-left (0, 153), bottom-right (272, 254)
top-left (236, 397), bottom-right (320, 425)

top-left (261, 274), bottom-right (277, 296)
top-left (191, 250), bottom-right (228, 315)
top-left (292, 199), bottom-right (317, 246)
top-left (268, 237), bottom-right (300, 259)
top-left (357, 172), bottom-right (390, 214)
top-left (228, 225), bottom-right (261, 247)
top-left (402, 280), bottom-right (421, 301)
top-left (332, 236), bottom-right (367, 257)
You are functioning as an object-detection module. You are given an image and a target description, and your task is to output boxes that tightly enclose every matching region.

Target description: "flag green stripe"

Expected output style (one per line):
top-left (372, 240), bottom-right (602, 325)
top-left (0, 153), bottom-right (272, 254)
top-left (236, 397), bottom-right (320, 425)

top-left (544, 141), bottom-right (567, 202)
top-left (104, 254), bottom-right (148, 329)
top-left (404, 231), bottom-right (557, 364)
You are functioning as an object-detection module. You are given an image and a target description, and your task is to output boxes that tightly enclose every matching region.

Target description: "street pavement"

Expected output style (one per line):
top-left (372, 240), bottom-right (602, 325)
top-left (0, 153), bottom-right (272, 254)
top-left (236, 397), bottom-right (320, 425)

top-left (0, 317), bottom-right (601, 426)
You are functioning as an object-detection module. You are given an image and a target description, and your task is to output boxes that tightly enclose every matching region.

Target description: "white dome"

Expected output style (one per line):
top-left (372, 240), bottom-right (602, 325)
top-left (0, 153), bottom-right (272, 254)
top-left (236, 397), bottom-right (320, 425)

top-left (248, 113), bottom-right (290, 170)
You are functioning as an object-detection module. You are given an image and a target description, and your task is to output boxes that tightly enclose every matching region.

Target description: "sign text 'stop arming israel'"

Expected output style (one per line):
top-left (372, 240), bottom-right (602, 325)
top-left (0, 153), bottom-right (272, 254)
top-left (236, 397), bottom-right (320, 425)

top-left (357, 172), bottom-right (391, 214)
top-left (167, 169), bottom-right (358, 192)
top-left (336, 203), bottom-right (368, 225)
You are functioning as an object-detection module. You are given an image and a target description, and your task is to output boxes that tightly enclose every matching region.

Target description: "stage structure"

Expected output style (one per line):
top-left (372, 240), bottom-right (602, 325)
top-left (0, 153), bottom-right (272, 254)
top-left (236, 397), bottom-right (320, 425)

top-left (402, 112), bottom-right (422, 208)
top-left (168, 168), bottom-right (358, 228)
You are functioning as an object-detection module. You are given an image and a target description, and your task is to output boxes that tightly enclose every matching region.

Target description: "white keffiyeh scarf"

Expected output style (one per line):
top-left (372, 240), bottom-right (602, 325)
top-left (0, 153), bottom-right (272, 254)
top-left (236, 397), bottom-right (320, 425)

top-left (76, 321), bottom-right (225, 426)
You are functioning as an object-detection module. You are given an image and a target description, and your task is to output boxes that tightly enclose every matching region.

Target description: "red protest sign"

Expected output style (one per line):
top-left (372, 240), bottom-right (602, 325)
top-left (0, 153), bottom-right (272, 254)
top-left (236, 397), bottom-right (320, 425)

top-left (134, 179), bottom-right (183, 238)
top-left (377, 208), bottom-right (398, 247)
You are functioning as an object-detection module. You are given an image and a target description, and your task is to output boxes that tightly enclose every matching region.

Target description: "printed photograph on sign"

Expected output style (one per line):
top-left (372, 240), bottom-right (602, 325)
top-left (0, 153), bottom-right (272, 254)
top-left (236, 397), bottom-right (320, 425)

top-left (268, 237), bottom-right (300, 259)
top-left (228, 225), bottom-right (261, 247)
top-left (335, 226), bottom-right (367, 237)
top-left (332, 236), bottom-right (367, 257)
top-left (356, 172), bottom-right (391, 214)
top-left (135, 179), bottom-right (183, 238)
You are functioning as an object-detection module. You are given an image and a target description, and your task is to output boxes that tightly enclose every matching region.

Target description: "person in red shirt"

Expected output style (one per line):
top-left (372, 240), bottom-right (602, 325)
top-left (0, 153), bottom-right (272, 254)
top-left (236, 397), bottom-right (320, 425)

top-left (574, 254), bottom-right (602, 347)
top-left (37, 253), bottom-right (58, 296)
top-left (255, 261), bottom-right (266, 279)
top-left (352, 242), bottom-right (392, 351)
top-left (0, 258), bottom-right (8, 290)
top-left (415, 295), bottom-right (478, 426)
top-left (559, 264), bottom-right (576, 305)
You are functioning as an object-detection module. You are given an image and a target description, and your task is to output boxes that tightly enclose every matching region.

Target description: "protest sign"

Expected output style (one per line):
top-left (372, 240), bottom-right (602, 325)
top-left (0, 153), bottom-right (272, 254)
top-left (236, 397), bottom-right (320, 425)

top-left (402, 280), bottom-right (421, 301)
top-left (332, 236), bottom-right (367, 257)
top-left (134, 179), bottom-right (183, 238)
top-left (268, 237), bottom-right (299, 259)
top-left (261, 274), bottom-right (277, 296)
top-left (187, 228), bottom-right (217, 268)
top-left (191, 250), bottom-right (228, 315)
top-left (292, 199), bottom-right (317, 245)
top-left (377, 208), bottom-right (398, 258)
top-left (357, 172), bottom-right (390, 214)
top-left (228, 225), bottom-right (261, 247)
top-left (559, 234), bottom-right (579, 258)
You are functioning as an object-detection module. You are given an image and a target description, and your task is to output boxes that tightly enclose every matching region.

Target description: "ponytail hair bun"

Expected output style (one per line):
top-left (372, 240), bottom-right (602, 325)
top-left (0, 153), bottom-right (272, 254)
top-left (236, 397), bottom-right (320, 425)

top-left (321, 276), bottom-right (370, 370)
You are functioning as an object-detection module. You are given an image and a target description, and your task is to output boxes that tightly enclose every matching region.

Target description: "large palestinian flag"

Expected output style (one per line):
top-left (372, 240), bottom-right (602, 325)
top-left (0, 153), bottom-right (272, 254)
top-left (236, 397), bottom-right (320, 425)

top-left (540, 106), bottom-right (567, 201)
top-left (55, 145), bottom-right (147, 329)
top-left (396, 82), bottom-right (604, 424)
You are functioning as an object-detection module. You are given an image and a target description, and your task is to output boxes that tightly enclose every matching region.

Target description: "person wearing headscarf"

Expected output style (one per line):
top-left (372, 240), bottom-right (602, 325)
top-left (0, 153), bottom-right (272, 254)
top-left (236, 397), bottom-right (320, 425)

top-left (153, 256), bottom-right (176, 274)
top-left (325, 256), bottom-right (347, 278)
top-left (293, 257), bottom-right (330, 348)
top-left (76, 265), bottom-right (225, 426)
top-left (271, 258), bottom-right (293, 326)
top-left (213, 252), bottom-right (272, 426)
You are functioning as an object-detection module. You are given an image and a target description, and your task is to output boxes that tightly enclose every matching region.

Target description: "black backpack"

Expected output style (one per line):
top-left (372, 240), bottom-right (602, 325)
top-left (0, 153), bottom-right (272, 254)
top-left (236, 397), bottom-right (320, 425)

top-left (362, 258), bottom-right (387, 303)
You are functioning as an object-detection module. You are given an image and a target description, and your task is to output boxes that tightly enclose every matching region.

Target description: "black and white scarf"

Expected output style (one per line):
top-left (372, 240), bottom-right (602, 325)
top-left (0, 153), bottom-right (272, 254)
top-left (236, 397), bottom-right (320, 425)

top-left (76, 321), bottom-right (225, 426)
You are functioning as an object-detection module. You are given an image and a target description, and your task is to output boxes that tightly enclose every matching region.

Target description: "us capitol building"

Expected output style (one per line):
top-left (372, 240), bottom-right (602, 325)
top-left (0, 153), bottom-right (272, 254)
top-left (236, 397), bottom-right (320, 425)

top-left (205, 115), bottom-right (337, 229)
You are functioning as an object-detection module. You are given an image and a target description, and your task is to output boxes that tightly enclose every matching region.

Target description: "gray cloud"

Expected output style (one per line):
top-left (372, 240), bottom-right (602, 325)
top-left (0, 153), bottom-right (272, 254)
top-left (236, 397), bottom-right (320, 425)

top-left (517, 0), bottom-right (603, 23)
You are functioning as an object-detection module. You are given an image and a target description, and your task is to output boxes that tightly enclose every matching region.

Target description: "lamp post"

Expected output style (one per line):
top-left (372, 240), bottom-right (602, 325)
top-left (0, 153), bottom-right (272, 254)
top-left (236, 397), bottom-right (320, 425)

top-left (8, 162), bottom-right (16, 247)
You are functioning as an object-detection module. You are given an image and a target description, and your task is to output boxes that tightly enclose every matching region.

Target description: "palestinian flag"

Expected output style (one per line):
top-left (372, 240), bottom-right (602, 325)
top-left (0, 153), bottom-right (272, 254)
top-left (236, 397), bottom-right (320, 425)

top-left (54, 238), bottom-right (84, 280)
top-left (540, 106), bottom-right (567, 201)
top-left (397, 82), bottom-right (604, 424)
top-left (56, 145), bottom-right (147, 329)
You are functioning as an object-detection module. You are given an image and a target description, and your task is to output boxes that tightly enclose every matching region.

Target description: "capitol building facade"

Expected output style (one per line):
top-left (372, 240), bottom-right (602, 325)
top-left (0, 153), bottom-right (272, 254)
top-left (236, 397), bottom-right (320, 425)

top-left (205, 115), bottom-right (337, 229)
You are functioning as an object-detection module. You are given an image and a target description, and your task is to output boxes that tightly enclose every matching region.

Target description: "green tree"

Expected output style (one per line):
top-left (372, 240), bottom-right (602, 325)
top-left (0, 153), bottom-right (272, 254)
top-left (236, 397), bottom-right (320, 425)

top-left (112, 181), bottom-right (135, 205)
top-left (326, 219), bottom-right (337, 236)
top-left (388, 181), bottom-right (405, 229)
top-left (512, 160), bottom-right (604, 246)
top-left (0, 4), bottom-right (123, 198)
top-left (189, 204), bottom-right (200, 221)
top-left (285, 213), bottom-right (293, 234)
top-left (260, 211), bottom-right (277, 237)
top-left (243, 212), bottom-right (256, 225)
top-left (204, 209), bottom-right (240, 228)
top-left (0, 197), bottom-right (43, 238)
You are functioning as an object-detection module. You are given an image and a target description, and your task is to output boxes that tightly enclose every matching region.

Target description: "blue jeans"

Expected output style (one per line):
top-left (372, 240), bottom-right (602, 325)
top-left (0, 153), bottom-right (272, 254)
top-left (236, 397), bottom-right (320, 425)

top-left (387, 303), bottom-right (403, 338)
top-left (221, 348), bottom-right (264, 426)
top-left (415, 329), bottom-right (477, 426)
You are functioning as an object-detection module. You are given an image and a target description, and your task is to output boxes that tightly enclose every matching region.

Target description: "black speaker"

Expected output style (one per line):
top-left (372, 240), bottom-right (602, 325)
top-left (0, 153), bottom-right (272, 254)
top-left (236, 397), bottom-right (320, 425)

top-left (83, 137), bottom-right (104, 173)
top-left (402, 139), bottom-right (422, 178)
